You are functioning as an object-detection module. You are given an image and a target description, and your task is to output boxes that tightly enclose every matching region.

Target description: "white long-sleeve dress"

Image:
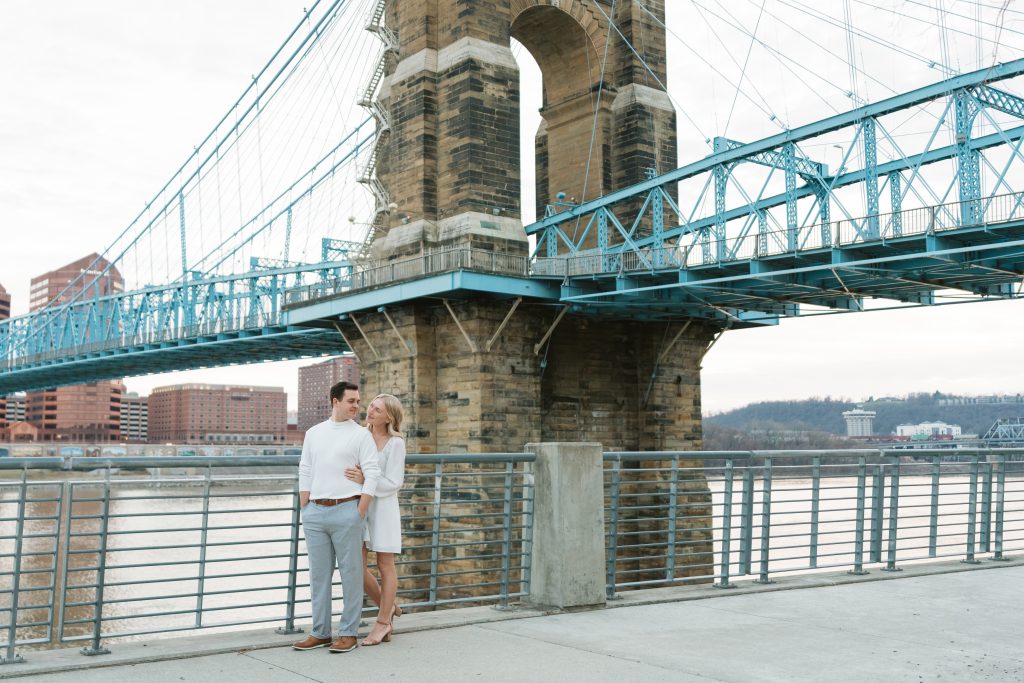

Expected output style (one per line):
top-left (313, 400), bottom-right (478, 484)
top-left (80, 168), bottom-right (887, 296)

top-left (363, 436), bottom-right (406, 553)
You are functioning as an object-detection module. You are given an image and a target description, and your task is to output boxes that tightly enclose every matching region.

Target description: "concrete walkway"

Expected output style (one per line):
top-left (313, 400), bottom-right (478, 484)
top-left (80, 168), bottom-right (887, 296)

top-left (8, 559), bottom-right (1024, 682)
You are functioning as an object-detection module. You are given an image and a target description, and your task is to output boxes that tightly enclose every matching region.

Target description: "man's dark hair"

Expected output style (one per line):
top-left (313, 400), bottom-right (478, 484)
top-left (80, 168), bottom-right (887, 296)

top-left (329, 381), bottom-right (359, 404)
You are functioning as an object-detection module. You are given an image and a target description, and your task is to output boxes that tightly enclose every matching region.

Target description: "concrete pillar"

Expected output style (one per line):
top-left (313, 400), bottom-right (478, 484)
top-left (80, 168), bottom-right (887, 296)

top-left (526, 442), bottom-right (606, 609)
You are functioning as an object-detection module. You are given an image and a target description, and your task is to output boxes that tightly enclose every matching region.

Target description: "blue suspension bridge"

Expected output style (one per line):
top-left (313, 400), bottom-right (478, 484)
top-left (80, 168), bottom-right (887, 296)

top-left (5, 0), bottom-right (1024, 393)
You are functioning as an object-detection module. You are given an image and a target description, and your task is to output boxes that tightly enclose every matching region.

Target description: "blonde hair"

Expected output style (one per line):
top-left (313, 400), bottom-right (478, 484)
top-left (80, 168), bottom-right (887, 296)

top-left (367, 393), bottom-right (404, 438)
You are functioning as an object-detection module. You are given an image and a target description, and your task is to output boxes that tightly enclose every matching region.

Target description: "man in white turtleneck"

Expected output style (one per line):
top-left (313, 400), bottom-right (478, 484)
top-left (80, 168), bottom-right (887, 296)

top-left (293, 381), bottom-right (381, 654)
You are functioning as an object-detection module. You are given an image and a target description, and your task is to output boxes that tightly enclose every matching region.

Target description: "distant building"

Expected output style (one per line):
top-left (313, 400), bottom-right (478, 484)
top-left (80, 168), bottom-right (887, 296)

top-left (1, 394), bottom-right (26, 436)
top-left (0, 282), bottom-right (10, 319)
top-left (284, 423), bottom-right (304, 447)
top-left (4, 395), bottom-right (26, 423)
top-left (25, 255), bottom-right (125, 442)
top-left (29, 253), bottom-right (123, 311)
top-left (1, 421), bottom-right (39, 443)
top-left (148, 383), bottom-right (287, 444)
top-left (895, 421), bottom-right (961, 438)
top-left (842, 407), bottom-right (876, 437)
top-left (0, 283), bottom-right (9, 432)
top-left (25, 381), bottom-right (124, 442)
top-left (298, 356), bottom-right (360, 432)
top-left (120, 393), bottom-right (149, 443)
top-left (938, 395), bottom-right (1024, 406)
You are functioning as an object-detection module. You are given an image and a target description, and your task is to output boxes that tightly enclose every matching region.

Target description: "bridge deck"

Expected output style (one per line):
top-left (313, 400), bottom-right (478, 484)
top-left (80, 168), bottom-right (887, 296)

top-left (9, 559), bottom-right (1022, 682)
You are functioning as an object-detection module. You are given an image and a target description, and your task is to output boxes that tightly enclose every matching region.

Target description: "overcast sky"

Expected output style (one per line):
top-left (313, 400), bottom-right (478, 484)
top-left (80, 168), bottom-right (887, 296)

top-left (2, 1), bottom-right (1024, 414)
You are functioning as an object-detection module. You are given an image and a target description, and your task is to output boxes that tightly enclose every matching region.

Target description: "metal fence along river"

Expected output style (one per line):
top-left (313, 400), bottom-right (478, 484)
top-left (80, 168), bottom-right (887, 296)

top-left (0, 454), bottom-right (533, 663)
top-left (0, 448), bottom-right (1022, 665)
top-left (603, 450), bottom-right (1024, 595)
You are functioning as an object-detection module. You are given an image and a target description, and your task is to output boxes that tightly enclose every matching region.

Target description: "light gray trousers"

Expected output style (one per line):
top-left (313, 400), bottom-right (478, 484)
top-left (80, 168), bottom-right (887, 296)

top-left (302, 500), bottom-right (364, 638)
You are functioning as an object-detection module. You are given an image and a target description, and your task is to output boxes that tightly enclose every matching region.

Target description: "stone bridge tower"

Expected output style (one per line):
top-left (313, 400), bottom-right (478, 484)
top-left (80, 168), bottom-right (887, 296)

top-left (345, 0), bottom-right (715, 454)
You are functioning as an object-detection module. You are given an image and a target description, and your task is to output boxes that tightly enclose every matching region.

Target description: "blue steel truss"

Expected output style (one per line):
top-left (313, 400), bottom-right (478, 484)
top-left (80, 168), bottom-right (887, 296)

top-left (524, 61), bottom-right (1024, 326)
top-left (0, 260), bottom-right (352, 394)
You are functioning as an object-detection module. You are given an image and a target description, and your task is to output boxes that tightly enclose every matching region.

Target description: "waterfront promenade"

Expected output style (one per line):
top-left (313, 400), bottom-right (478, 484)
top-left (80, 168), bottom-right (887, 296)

top-left (8, 559), bottom-right (1022, 682)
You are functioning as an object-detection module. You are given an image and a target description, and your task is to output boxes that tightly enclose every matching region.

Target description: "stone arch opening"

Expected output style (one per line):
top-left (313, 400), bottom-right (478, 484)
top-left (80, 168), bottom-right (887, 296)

top-left (511, 5), bottom-right (613, 220)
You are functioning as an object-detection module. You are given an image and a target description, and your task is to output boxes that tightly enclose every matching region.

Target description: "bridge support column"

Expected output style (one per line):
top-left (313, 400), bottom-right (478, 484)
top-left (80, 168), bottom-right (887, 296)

top-left (526, 442), bottom-right (606, 609)
top-left (342, 304), bottom-right (715, 453)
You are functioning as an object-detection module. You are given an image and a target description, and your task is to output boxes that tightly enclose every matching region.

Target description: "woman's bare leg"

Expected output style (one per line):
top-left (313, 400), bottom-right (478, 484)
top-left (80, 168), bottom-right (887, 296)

top-left (362, 546), bottom-right (383, 607)
top-left (376, 552), bottom-right (397, 622)
top-left (363, 552), bottom-right (397, 645)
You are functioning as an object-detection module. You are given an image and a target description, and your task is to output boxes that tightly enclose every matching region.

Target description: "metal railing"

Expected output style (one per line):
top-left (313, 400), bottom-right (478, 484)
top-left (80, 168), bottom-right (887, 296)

top-left (532, 190), bottom-right (1024, 277)
top-left (0, 454), bottom-right (533, 662)
top-left (0, 443), bottom-right (303, 459)
top-left (603, 449), bottom-right (1024, 597)
top-left (285, 248), bottom-right (531, 307)
top-left (5, 446), bottom-right (1022, 661)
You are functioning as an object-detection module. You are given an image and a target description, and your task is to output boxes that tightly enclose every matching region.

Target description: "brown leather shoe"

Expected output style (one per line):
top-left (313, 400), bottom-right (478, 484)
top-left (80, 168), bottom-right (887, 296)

top-left (293, 635), bottom-right (332, 650)
top-left (328, 635), bottom-right (358, 653)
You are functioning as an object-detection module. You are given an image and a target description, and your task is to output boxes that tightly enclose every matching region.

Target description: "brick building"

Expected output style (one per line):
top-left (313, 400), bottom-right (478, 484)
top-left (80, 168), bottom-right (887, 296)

top-left (28, 253), bottom-right (123, 310)
top-left (4, 395), bottom-right (26, 423)
top-left (120, 393), bottom-right (149, 443)
top-left (0, 284), bottom-right (9, 433)
top-left (25, 380), bottom-right (124, 442)
top-left (24, 254), bottom-right (126, 442)
top-left (148, 384), bottom-right (287, 444)
top-left (1, 421), bottom-right (38, 443)
top-left (297, 356), bottom-right (360, 432)
top-left (0, 282), bottom-right (10, 319)
top-left (2, 395), bottom-right (26, 437)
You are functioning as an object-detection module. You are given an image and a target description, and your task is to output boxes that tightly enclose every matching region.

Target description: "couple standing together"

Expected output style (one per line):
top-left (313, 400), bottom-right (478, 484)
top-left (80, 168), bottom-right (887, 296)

top-left (292, 381), bottom-right (406, 653)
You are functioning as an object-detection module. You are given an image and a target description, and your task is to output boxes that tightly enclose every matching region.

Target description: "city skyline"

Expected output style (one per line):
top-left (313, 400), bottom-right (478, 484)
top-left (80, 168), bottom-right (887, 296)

top-left (3, 2), bottom-right (1024, 414)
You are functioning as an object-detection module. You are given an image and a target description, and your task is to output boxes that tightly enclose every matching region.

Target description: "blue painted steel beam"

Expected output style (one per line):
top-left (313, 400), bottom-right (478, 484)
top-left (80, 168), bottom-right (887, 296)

top-left (712, 136), bottom-right (826, 178)
top-left (284, 271), bottom-right (561, 325)
top-left (862, 118), bottom-right (880, 238)
top-left (971, 85), bottom-right (1024, 120)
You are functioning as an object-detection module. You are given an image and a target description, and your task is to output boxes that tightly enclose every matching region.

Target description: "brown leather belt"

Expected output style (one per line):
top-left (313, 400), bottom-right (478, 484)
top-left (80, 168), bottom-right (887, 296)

top-left (311, 495), bottom-right (360, 506)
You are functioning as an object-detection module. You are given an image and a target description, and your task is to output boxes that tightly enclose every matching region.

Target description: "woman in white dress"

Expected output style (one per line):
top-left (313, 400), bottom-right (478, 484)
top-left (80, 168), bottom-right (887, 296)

top-left (345, 393), bottom-right (406, 646)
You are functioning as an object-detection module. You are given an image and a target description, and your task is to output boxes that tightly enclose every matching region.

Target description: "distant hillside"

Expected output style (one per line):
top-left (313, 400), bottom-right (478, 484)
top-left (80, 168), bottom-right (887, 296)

top-left (706, 393), bottom-right (1024, 437)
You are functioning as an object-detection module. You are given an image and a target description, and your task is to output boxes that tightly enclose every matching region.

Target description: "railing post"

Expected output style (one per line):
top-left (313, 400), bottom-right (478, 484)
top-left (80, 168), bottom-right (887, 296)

top-left (56, 481), bottom-right (74, 649)
top-left (882, 457), bottom-right (902, 572)
top-left (605, 459), bottom-right (621, 600)
top-left (194, 466), bottom-right (211, 629)
top-left (739, 467), bottom-right (754, 575)
top-left (525, 443), bottom-right (606, 609)
top-left (428, 463), bottom-right (443, 606)
top-left (992, 454), bottom-right (1008, 561)
top-left (1, 469), bottom-right (29, 665)
top-left (980, 458), bottom-right (993, 553)
top-left (870, 464), bottom-right (884, 563)
top-left (275, 475), bottom-right (303, 635)
top-left (81, 470), bottom-right (112, 656)
top-left (716, 458), bottom-right (736, 588)
top-left (496, 461), bottom-right (514, 610)
top-left (963, 455), bottom-right (981, 564)
top-left (849, 456), bottom-right (868, 575)
top-left (929, 456), bottom-right (940, 557)
top-left (810, 456), bottom-right (821, 569)
top-left (665, 459), bottom-right (679, 583)
top-left (521, 461), bottom-right (535, 592)
top-left (755, 456), bottom-right (773, 584)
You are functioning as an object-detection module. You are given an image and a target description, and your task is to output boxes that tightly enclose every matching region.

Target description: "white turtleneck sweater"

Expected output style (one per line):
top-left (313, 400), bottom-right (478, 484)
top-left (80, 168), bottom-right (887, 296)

top-left (298, 418), bottom-right (381, 499)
